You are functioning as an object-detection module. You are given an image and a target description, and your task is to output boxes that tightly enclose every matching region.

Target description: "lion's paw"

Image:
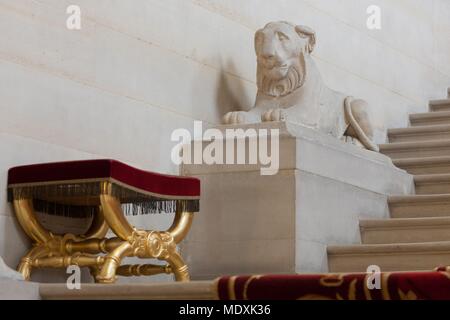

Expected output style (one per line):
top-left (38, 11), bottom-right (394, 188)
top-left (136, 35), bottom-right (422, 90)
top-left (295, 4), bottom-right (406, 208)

top-left (261, 108), bottom-right (287, 122)
top-left (223, 111), bottom-right (247, 125)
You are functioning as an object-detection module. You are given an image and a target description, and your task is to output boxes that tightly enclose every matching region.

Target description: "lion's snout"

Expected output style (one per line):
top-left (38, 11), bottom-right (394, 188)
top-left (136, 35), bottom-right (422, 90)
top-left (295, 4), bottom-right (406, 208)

top-left (259, 54), bottom-right (283, 69)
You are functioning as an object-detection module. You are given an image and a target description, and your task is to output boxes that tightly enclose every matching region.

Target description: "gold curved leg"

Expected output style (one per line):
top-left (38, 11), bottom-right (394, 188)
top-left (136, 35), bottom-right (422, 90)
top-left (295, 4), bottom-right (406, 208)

top-left (97, 186), bottom-right (134, 283)
top-left (99, 193), bottom-right (134, 240)
top-left (17, 245), bottom-right (50, 281)
top-left (164, 201), bottom-right (194, 281)
top-left (13, 198), bottom-right (54, 280)
top-left (96, 241), bottom-right (132, 284)
top-left (13, 199), bottom-right (52, 244)
top-left (164, 250), bottom-right (190, 282)
top-left (166, 202), bottom-right (195, 244)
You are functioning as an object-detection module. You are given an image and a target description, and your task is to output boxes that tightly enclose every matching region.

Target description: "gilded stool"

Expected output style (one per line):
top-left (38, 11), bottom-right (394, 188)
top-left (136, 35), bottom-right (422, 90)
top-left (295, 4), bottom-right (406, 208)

top-left (7, 159), bottom-right (200, 283)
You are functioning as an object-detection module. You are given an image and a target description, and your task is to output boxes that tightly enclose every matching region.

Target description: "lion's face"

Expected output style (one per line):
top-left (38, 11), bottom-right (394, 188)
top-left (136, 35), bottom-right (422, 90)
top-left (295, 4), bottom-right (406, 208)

top-left (255, 22), bottom-right (316, 97)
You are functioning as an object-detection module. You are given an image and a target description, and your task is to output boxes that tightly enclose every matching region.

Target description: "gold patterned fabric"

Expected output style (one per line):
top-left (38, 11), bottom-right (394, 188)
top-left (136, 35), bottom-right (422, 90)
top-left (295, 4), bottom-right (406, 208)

top-left (216, 268), bottom-right (450, 300)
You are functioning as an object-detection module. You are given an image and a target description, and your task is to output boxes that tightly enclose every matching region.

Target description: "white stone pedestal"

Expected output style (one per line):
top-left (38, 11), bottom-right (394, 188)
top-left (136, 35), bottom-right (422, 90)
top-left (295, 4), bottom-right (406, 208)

top-left (180, 122), bottom-right (414, 279)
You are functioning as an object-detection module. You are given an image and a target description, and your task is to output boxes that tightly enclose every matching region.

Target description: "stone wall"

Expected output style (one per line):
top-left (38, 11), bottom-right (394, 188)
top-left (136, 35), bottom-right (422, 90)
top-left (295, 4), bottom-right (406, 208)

top-left (0, 0), bottom-right (449, 281)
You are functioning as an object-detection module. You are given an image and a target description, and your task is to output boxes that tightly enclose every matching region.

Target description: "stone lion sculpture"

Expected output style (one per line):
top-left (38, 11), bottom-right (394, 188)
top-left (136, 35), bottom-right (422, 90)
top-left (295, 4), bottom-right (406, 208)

top-left (223, 21), bottom-right (379, 152)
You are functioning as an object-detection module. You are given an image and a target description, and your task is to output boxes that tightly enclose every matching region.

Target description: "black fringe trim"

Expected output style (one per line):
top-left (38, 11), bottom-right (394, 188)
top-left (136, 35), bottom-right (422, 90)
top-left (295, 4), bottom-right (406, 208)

top-left (33, 199), bottom-right (98, 219)
top-left (8, 181), bottom-right (199, 218)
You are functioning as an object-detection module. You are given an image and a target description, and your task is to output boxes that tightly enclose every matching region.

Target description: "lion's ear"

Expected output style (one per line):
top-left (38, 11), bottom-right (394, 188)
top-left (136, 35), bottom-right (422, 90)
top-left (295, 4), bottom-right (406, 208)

top-left (295, 25), bottom-right (316, 54)
top-left (254, 29), bottom-right (264, 53)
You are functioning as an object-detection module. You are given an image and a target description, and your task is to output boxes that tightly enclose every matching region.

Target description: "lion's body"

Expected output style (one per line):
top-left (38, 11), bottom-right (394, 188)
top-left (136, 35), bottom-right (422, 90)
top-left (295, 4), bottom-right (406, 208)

top-left (257, 84), bottom-right (349, 139)
top-left (223, 21), bottom-right (379, 152)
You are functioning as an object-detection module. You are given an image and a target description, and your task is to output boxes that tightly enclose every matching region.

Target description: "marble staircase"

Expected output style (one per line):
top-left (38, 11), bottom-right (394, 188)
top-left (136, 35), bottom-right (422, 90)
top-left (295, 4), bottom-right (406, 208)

top-left (328, 89), bottom-right (450, 273)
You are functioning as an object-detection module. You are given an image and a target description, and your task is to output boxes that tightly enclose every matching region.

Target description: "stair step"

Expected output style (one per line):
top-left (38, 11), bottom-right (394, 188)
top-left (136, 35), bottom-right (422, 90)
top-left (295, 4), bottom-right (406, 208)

top-left (393, 156), bottom-right (450, 174)
top-left (40, 281), bottom-right (216, 300)
top-left (410, 111), bottom-right (450, 126)
top-left (360, 217), bottom-right (450, 244)
top-left (388, 124), bottom-right (450, 143)
top-left (380, 140), bottom-right (450, 159)
top-left (389, 194), bottom-right (450, 218)
top-left (430, 99), bottom-right (450, 112)
top-left (414, 174), bottom-right (450, 194)
top-left (328, 241), bottom-right (450, 272)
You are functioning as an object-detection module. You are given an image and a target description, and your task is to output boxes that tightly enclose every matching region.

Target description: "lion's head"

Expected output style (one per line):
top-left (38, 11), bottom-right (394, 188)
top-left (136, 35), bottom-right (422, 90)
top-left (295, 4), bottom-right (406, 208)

top-left (255, 21), bottom-right (316, 97)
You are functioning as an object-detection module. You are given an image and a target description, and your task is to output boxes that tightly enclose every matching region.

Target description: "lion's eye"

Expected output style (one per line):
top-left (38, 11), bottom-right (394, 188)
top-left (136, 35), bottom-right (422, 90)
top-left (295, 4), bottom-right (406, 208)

top-left (277, 32), bottom-right (289, 41)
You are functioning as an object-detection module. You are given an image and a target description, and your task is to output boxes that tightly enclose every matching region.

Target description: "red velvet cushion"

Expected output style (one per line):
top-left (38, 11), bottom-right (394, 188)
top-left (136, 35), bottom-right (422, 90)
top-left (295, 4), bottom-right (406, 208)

top-left (8, 159), bottom-right (200, 198)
